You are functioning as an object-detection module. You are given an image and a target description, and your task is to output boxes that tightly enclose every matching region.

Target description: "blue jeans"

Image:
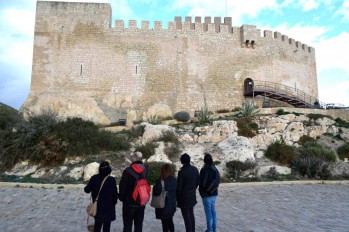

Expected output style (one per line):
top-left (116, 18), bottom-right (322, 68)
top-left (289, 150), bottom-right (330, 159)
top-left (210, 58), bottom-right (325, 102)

top-left (202, 196), bottom-right (217, 232)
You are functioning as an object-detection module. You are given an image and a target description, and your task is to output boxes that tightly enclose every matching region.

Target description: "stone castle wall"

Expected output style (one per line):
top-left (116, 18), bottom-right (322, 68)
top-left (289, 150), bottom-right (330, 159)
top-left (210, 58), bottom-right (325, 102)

top-left (22, 1), bottom-right (318, 125)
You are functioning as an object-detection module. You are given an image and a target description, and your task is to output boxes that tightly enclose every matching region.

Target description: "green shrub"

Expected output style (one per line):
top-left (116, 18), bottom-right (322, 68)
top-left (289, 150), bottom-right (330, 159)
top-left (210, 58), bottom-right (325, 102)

top-left (0, 104), bottom-right (21, 130)
top-left (265, 141), bottom-right (299, 165)
top-left (214, 160), bottom-right (221, 165)
top-left (238, 100), bottom-right (259, 118)
top-left (147, 115), bottom-right (161, 125)
top-left (130, 124), bottom-right (145, 138)
top-left (226, 159), bottom-right (257, 180)
top-left (145, 162), bottom-right (176, 184)
top-left (276, 108), bottom-right (287, 115)
top-left (335, 118), bottom-right (349, 128)
top-left (266, 166), bottom-right (278, 178)
top-left (236, 118), bottom-right (258, 138)
top-left (160, 131), bottom-right (180, 145)
top-left (307, 113), bottom-right (331, 120)
top-left (0, 114), bottom-right (130, 169)
top-left (173, 111), bottom-right (190, 122)
top-left (301, 142), bottom-right (336, 162)
top-left (338, 143), bottom-right (349, 160)
top-left (292, 155), bottom-right (331, 179)
top-left (298, 135), bottom-right (316, 146)
top-left (335, 134), bottom-right (342, 140)
top-left (136, 141), bottom-right (158, 159)
top-left (164, 143), bottom-right (181, 160)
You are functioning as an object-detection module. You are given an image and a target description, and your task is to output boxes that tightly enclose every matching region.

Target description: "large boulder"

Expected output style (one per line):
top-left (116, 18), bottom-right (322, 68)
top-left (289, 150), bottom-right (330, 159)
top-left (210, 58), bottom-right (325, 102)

top-left (146, 103), bottom-right (172, 120)
top-left (68, 167), bottom-right (84, 180)
top-left (218, 135), bottom-right (255, 163)
top-left (83, 162), bottom-right (99, 181)
top-left (141, 123), bottom-right (175, 144)
top-left (21, 93), bottom-right (110, 125)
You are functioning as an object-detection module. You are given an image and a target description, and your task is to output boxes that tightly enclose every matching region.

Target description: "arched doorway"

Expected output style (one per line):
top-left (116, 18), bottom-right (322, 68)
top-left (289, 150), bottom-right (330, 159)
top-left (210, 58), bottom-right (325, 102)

top-left (244, 78), bottom-right (254, 95)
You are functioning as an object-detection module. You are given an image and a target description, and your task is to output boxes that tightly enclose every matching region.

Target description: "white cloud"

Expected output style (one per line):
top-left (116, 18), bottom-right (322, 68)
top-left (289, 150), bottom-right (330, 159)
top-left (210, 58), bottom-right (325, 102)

top-left (318, 79), bottom-right (349, 106)
top-left (335, 0), bottom-right (349, 22)
top-left (315, 32), bottom-right (349, 73)
top-left (299, 0), bottom-right (319, 11)
top-left (261, 23), bottom-right (329, 46)
top-left (170, 0), bottom-right (278, 24)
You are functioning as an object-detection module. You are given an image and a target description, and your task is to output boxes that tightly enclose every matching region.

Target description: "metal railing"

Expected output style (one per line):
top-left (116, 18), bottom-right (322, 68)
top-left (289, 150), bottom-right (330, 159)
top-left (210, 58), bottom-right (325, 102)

top-left (246, 80), bottom-right (325, 108)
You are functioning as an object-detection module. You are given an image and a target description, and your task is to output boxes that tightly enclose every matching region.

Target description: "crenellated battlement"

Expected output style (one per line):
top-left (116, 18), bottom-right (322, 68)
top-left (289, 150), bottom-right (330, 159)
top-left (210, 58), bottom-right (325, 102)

top-left (113, 16), bottom-right (314, 53)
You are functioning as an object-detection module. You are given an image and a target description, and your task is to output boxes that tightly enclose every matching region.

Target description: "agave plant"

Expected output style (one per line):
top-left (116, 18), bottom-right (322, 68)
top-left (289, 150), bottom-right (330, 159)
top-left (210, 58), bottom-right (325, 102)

top-left (197, 106), bottom-right (212, 124)
top-left (239, 100), bottom-right (260, 118)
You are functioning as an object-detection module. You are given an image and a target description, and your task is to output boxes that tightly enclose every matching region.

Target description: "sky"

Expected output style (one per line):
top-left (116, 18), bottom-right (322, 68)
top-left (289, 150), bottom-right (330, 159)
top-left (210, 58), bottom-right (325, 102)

top-left (1, 0), bottom-right (349, 110)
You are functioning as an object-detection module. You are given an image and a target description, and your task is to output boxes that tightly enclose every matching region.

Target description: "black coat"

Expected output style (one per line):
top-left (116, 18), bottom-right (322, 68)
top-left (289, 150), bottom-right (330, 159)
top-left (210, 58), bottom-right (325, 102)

top-left (199, 164), bottom-right (220, 198)
top-left (119, 161), bottom-right (148, 207)
top-left (153, 176), bottom-right (177, 219)
top-left (84, 174), bottom-right (118, 222)
top-left (176, 163), bottom-right (199, 208)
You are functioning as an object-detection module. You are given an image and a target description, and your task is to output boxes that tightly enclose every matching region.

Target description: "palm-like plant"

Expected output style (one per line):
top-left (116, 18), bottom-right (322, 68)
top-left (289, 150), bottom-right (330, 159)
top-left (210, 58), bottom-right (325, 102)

top-left (238, 100), bottom-right (260, 118)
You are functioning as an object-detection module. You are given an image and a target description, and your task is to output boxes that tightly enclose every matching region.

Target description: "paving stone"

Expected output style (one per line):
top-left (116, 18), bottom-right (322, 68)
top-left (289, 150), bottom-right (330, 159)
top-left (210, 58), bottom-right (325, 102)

top-left (0, 184), bottom-right (348, 231)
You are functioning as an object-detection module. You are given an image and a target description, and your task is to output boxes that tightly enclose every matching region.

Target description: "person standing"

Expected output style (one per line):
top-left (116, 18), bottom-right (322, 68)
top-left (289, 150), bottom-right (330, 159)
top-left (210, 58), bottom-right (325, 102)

top-left (84, 160), bottom-right (118, 232)
top-left (119, 151), bottom-right (149, 232)
top-left (153, 163), bottom-right (177, 232)
top-left (199, 153), bottom-right (220, 232)
top-left (176, 153), bottom-right (199, 232)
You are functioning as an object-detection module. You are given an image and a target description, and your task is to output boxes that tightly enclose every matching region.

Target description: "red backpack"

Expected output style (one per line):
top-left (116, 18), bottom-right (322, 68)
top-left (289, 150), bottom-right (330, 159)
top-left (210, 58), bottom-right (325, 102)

top-left (127, 168), bottom-right (151, 206)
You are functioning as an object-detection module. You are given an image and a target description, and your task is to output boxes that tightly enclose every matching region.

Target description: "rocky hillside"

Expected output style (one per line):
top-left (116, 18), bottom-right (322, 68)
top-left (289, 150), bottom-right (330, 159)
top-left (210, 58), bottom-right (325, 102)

top-left (2, 110), bottom-right (349, 184)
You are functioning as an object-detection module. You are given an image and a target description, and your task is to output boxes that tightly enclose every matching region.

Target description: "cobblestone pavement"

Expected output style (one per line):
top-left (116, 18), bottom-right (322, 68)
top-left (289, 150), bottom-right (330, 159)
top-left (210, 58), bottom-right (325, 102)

top-left (0, 183), bottom-right (348, 232)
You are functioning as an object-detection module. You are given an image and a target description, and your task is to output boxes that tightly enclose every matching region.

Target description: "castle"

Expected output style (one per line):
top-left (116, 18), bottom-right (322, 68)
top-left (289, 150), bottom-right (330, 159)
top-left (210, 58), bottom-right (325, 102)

top-left (21, 1), bottom-right (318, 125)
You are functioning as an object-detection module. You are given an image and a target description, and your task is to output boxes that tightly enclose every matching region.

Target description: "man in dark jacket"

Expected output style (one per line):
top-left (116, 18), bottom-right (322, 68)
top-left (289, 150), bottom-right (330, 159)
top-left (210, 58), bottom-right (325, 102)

top-left (119, 151), bottom-right (148, 232)
top-left (84, 160), bottom-right (118, 232)
top-left (176, 153), bottom-right (200, 232)
top-left (199, 153), bottom-right (220, 232)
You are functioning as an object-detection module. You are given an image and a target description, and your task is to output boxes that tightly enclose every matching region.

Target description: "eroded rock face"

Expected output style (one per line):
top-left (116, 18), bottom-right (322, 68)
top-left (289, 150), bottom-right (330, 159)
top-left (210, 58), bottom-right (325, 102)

top-left (5, 162), bottom-right (38, 177)
top-left (147, 141), bottom-right (172, 163)
top-left (282, 122), bottom-right (306, 145)
top-left (21, 94), bottom-right (110, 125)
top-left (102, 93), bottom-right (134, 109)
top-left (218, 135), bottom-right (255, 163)
top-left (194, 120), bottom-right (238, 143)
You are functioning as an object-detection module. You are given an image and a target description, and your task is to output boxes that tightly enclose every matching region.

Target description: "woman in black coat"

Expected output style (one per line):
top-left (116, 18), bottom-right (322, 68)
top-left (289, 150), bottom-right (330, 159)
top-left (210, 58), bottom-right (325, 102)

top-left (153, 163), bottom-right (177, 232)
top-left (176, 153), bottom-right (199, 232)
top-left (84, 161), bottom-right (118, 232)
